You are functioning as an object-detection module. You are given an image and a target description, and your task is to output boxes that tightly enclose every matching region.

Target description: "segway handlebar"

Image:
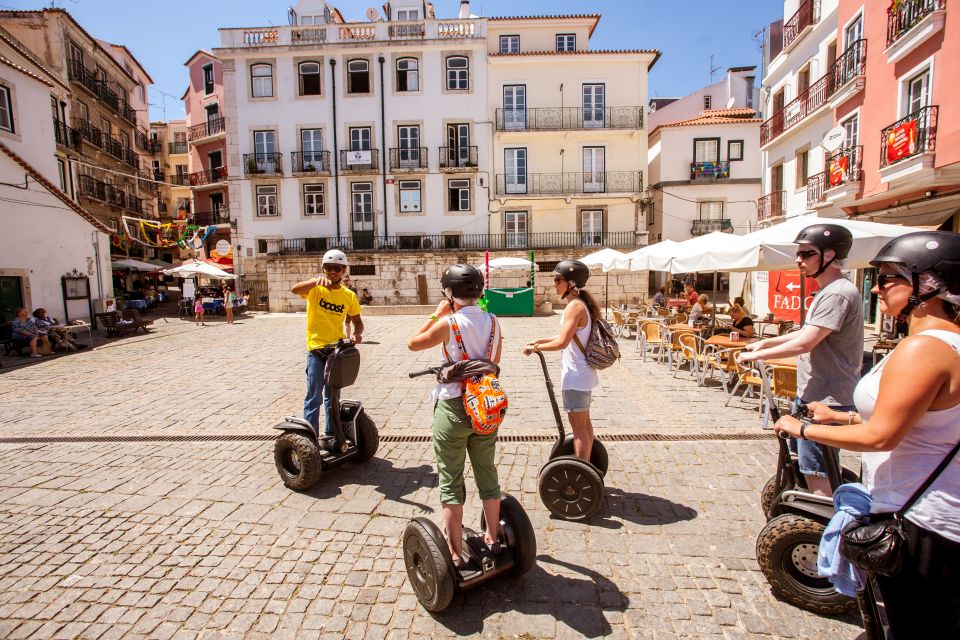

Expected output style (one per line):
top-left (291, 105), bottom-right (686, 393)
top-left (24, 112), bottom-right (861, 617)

top-left (533, 351), bottom-right (566, 440)
top-left (756, 359), bottom-right (810, 440)
top-left (409, 367), bottom-right (442, 379)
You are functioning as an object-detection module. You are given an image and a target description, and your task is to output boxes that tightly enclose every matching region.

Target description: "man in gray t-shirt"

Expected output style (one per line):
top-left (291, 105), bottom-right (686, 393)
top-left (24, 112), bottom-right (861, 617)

top-left (740, 223), bottom-right (863, 495)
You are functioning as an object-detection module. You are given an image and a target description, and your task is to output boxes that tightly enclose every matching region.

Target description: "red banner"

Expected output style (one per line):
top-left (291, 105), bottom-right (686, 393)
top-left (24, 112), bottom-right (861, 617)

top-left (886, 119), bottom-right (917, 164)
top-left (829, 154), bottom-right (848, 186)
top-left (768, 270), bottom-right (820, 323)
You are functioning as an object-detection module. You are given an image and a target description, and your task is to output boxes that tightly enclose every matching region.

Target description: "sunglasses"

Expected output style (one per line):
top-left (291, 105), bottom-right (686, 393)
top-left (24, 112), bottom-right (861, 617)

top-left (877, 273), bottom-right (908, 287)
top-left (553, 277), bottom-right (566, 284)
top-left (323, 264), bottom-right (346, 273)
top-left (795, 250), bottom-right (819, 259)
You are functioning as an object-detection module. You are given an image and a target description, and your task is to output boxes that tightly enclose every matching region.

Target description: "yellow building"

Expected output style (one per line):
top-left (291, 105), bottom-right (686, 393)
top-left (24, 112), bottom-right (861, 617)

top-left (486, 14), bottom-right (658, 251)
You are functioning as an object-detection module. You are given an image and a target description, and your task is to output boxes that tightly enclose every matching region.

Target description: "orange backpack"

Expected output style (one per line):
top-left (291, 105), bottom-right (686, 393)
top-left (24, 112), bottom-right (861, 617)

top-left (443, 315), bottom-right (508, 435)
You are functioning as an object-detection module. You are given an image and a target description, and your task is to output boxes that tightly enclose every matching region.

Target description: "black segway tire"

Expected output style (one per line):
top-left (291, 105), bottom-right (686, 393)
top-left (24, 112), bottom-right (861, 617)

top-left (402, 519), bottom-right (455, 613)
top-left (756, 514), bottom-right (857, 615)
top-left (480, 493), bottom-right (537, 577)
top-left (355, 411), bottom-right (379, 463)
top-left (538, 456), bottom-right (604, 521)
top-left (550, 435), bottom-right (609, 477)
top-left (274, 432), bottom-right (322, 491)
top-left (760, 475), bottom-right (779, 519)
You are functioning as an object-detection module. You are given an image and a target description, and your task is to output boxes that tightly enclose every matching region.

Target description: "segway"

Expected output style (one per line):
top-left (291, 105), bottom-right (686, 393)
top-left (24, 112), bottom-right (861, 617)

top-left (273, 339), bottom-right (379, 491)
top-left (754, 362), bottom-right (857, 615)
top-left (532, 350), bottom-right (609, 521)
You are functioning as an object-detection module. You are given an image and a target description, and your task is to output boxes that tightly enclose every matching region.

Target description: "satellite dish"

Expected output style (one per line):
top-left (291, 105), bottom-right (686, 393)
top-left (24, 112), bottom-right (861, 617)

top-left (822, 126), bottom-right (846, 153)
top-left (725, 96), bottom-right (736, 109)
top-left (366, 7), bottom-right (380, 20)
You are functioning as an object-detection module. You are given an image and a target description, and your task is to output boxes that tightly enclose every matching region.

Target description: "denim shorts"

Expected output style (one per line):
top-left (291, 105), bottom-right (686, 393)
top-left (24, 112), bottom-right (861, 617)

top-left (790, 398), bottom-right (851, 477)
top-left (561, 389), bottom-right (592, 413)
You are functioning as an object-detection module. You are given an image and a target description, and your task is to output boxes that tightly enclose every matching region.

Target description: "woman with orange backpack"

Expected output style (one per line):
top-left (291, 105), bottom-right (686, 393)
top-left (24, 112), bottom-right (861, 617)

top-left (407, 264), bottom-right (504, 570)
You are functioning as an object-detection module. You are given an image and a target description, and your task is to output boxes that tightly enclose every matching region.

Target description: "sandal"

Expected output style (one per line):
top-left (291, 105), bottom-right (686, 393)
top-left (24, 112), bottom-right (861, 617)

top-left (451, 554), bottom-right (469, 570)
top-left (484, 534), bottom-right (503, 555)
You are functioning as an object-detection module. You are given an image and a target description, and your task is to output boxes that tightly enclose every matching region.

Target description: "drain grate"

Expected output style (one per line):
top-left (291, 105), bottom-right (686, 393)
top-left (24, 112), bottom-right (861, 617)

top-left (0, 433), bottom-right (775, 445)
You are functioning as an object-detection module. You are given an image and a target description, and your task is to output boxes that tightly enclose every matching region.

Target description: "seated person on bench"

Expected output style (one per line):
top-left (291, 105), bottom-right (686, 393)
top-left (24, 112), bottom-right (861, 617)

top-left (11, 308), bottom-right (42, 357)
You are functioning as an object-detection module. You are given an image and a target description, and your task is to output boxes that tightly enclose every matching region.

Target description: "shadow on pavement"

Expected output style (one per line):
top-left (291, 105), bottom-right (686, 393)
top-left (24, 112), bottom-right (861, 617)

top-left (588, 486), bottom-right (699, 528)
top-left (303, 456), bottom-right (436, 513)
top-left (433, 554), bottom-right (628, 637)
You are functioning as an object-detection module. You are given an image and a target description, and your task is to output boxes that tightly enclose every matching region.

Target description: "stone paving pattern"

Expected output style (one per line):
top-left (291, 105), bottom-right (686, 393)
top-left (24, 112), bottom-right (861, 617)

top-left (0, 313), bottom-right (860, 638)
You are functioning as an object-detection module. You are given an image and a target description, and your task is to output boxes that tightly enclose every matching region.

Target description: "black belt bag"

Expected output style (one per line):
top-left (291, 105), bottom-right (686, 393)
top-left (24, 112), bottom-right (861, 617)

top-left (840, 440), bottom-right (959, 576)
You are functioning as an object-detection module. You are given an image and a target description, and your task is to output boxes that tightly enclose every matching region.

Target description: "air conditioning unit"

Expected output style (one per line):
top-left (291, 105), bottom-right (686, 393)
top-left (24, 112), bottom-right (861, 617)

top-left (266, 239), bottom-right (282, 255)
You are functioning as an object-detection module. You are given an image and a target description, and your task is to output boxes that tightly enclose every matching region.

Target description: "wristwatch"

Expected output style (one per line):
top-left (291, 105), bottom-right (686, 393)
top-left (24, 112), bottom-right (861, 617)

top-left (799, 422), bottom-right (809, 440)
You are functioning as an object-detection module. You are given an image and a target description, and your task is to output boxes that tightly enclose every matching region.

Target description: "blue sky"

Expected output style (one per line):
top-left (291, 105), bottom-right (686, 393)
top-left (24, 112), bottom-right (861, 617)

top-left (3, 0), bottom-right (783, 121)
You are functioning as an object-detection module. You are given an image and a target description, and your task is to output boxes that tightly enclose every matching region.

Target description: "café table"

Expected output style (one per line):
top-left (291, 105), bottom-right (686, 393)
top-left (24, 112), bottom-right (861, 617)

top-left (57, 322), bottom-right (92, 347)
top-left (765, 356), bottom-right (798, 368)
top-left (705, 334), bottom-right (754, 349)
top-left (664, 324), bottom-right (704, 333)
top-left (124, 299), bottom-right (148, 311)
top-left (203, 298), bottom-right (224, 314)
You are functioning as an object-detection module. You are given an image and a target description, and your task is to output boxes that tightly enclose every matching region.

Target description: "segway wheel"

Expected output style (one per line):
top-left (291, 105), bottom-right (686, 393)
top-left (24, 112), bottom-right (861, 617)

top-left (550, 435), bottom-right (609, 477)
top-left (274, 432), bottom-right (322, 491)
top-left (756, 514), bottom-right (856, 615)
top-left (760, 475), bottom-right (779, 519)
top-left (480, 493), bottom-right (537, 577)
top-left (402, 520), bottom-right (455, 613)
top-left (355, 411), bottom-right (379, 463)
top-left (538, 456), bottom-right (604, 521)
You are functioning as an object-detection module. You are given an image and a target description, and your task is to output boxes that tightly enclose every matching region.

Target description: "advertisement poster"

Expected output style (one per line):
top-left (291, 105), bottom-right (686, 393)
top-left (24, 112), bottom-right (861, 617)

top-left (886, 119), bottom-right (917, 164)
top-left (209, 239), bottom-right (233, 266)
top-left (829, 154), bottom-right (848, 186)
top-left (767, 270), bottom-right (820, 323)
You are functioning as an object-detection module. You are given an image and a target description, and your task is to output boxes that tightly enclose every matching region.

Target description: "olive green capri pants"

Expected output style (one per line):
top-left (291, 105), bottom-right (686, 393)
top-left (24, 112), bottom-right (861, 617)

top-left (432, 398), bottom-right (500, 504)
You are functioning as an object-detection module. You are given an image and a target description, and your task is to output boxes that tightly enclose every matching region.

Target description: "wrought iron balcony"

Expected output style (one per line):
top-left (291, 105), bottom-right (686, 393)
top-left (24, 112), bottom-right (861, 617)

top-left (291, 151), bottom-right (331, 173)
top-left (690, 161), bottom-right (730, 180)
top-left (103, 135), bottom-right (123, 159)
top-left (123, 148), bottom-right (139, 169)
top-left (783, 0), bottom-right (819, 50)
top-left (189, 167), bottom-right (228, 186)
top-left (495, 107), bottom-right (643, 131)
top-left (879, 105), bottom-right (938, 169)
top-left (691, 219), bottom-right (733, 236)
top-left (826, 145), bottom-right (862, 189)
top-left (52, 119), bottom-right (78, 151)
top-left (339, 149), bottom-right (380, 172)
top-left (887, 0), bottom-right (945, 46)
top-left (192, 208), bottom-right (230, 226)
top-left (78, 174), bottom-right (106, 201)
top-left (807, 171), bottom-right (829, 208)
top-left (66, 58), bottom-right (100, 96)
top-left (134, 128), bottom-right (150, 151)
top-left (168, 141), bottom-right (188, 155)
top-left (389, 147), bottom-right (428, 171)
top-left (279, 231), bottom-right (646, 254)
top-left (761, 72), bottom-right (832, 145)
top-left (127, 195), bottom-right (144, 215)
top-left (439, 146), bottom-right (478, 170)
top-left (188, 117), bottom-right (226, 142)
top-left (105, 184), bottom-right (126, 209)
top-left (757, 190), bottom-right (786, 222)
top-left (244, 152), bottom-right (283, 175)
top-left (832, 39), bottom-right (866, 92)
top-left (495, 171), bottom-right (642, 196)
top-left (72, 119), bottom-right (103, 148)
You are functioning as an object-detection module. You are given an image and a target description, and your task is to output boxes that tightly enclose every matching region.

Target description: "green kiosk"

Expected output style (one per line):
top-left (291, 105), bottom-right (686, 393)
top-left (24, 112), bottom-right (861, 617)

top-left (479, 252), bottom-right (536, 317)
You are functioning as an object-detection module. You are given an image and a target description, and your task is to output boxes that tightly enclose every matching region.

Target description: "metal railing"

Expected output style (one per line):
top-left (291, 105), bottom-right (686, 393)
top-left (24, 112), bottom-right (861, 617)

top-left (134, 128), bottom-right (150, 151)
top-left (833, 39), bottom-right (867, 90)
top-left (494, 107), bottom-right (643, 131)
top-left (78, 174), bottom-right (106, 201)
top-left (168, 141), bottom-right (188, 155)
top-left (826, 145), bottom-right (862, 189)
top-left (172, 174), bottom-right (191, 186)
top-left (783, 0), bottom-right (819, 50)
top-left (127, 195), bottom-right (144, 215)
top-left (807, 171), bottom-right (829, 207)
top-left (123, 148), bottom-right (139, 169)
top-left (438, 146), bottom-right (479, 170)
top-left (192, 208), bottom-right (230, 226)
top-left (690, 161), bottom-right (730, 180)
top-left (280, 231), bottom-right (647, 254)
top-left (291, 151), bottom-right (331, 173)
top-left (244, 152), bottom-right (283, 175)
top-left (105, 184), bottom-right (126, 208)
top-left (761, 72), bottom-right (832, 145)
top-left (66, 58), bottom-right (100, 95)
top-left (879, 105), bottom-right (938, 169)
top-left (52, 119), bottom-right (78, 150)
top-left (189, 167), bottom-right (228, 186)
top-left (72, 119), bottom-right (103, 148)
top-left (389, 147), bottom-right (428, 171)
top-left (757, 190), bottom-right (786, 222)
top-left (103, 135), bottom-right (123, 159)
top-left (495, 171), bottom-right (642, 196)
top-left (887, 0), bottom-right (945, 46)
top-left (187, 117), bottom-right (226, 142)
top-left (339, 149), bottom-right (380, 172)
top-left (691, 219), bottom-right (733, 236)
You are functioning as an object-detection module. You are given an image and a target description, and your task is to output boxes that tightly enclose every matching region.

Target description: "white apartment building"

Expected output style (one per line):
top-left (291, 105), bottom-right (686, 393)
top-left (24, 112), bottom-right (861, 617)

top-left (648, 66), bottom-right (759, 130)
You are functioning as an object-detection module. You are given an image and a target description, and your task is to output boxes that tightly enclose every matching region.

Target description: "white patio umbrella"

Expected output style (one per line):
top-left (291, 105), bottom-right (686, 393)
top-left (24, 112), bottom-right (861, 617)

top-left (579, 248), bottom-right (631, 313)
top-left (112, 258), bottom-right (162, 271)
top-left (475, 256), bottom-right (538, 271)
top-left (627, 239), bottom-right (680, 272)
top-left (163, 260), bottom-right (237, 279)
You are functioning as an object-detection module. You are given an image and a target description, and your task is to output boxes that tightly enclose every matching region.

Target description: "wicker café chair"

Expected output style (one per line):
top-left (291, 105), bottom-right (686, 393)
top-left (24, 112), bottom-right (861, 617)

top-left (704, 346), bottom-right (743, 395)
top-left (725, 355), bottom-right (767, 414)
top-left (762, 365), bottom-right (798, 429)
top-left (637, 320), bottom-right (666, 361)
top-left (673, 332), bottom-right (710, 385)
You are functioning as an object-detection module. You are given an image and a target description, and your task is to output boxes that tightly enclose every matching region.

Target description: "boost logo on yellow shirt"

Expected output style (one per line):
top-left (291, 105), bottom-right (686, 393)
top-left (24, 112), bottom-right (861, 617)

top-left (303, 285), bottom-right (361, 351)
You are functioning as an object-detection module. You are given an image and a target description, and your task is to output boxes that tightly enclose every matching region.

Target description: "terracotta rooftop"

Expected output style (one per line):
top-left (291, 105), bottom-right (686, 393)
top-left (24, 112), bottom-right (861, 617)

top-left (0, 27), bottom-right (67, 90)
top-left (491, 49), bottom-right (661, 70)
top-left (0, 54), bottom-right (53, 87)
top-left (650, 108), bottom-right (761, 136)
top-left (489, 14), bottom-right (601, 36)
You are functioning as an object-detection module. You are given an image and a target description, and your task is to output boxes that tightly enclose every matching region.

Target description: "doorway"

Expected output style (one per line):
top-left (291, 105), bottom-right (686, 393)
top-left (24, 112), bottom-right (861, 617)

top-left (0, 276), bottom-right (24, 323)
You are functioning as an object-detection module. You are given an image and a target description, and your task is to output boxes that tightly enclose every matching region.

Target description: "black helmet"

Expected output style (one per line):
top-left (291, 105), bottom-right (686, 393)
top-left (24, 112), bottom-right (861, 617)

top-left (440, 264), bottom-right (484, 298)
top-left (793, 223), bottom-right (853, 277)
top-left (552, 259), bottom-right (590, 288)
top-left (870, 231), bottom-right (960, 290)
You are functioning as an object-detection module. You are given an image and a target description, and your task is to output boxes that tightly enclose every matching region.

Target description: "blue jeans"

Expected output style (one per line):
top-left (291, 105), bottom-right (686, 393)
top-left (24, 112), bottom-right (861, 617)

top-left (304, 351), bottom-right (333, 437)
top-left (790, 398), bottom-right (852, 478)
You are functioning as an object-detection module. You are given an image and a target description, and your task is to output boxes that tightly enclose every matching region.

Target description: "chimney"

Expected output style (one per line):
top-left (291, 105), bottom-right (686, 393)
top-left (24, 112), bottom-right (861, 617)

top-left (459, 0), bottom-right (470, 19)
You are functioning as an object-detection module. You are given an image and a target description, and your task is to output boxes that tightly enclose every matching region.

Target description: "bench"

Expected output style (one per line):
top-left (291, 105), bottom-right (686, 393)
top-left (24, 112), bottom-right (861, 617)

top-left (1, 322), bottom-right (31, 356)
top-left (121, 308), bottom-right (153, 334)
top-left (96, 312), bottom-right (136, 339)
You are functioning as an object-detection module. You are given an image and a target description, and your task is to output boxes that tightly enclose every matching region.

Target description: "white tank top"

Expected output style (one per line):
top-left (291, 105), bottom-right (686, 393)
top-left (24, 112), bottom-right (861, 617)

top-left (434, 306), bottom-right (500, 401)
top-left (857, 329), bottom-right (960, 543)
top-left (560, 299), bottom-right (599, 391)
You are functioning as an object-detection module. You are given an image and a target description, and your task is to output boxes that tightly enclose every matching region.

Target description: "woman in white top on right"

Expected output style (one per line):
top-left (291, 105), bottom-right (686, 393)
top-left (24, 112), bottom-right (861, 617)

top-left (774, 231), bottom-right (960, 638)
top-left (524, 260), bottom-right (600, 462)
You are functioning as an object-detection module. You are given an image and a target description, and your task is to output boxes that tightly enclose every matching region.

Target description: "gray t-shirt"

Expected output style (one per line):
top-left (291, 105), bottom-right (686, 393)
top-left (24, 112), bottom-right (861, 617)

top-left (796, 277), bottom-right (864, 406)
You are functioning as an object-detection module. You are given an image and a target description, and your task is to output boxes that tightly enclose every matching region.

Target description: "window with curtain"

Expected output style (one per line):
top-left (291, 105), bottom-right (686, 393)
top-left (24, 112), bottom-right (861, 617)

top-left (251, 64), bottom-right (273, 97)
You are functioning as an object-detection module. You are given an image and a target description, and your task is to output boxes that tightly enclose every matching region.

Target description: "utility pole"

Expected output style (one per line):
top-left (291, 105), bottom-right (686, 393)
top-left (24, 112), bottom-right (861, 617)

top-left (709, 54), bottom-right (721, 83)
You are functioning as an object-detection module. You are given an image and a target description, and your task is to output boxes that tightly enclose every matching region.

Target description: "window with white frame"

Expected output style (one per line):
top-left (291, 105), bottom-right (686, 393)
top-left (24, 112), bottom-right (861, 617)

top-left (251, 64), bottom-right (273, 98)
top-left (256, 184), bottom-right (278, 216)
top-left (351, 182), bottom-right (373, 231)
top-left (446, 56), bottom-right (468, 90)
top-left (504, 148), bottom-right (527, 193)
top-left (347, 59), bottom-right (370, 94)
top-left (505, 211), bottom-right (527, 247)
top-left (303, 183), bottom-right (324, 215)
top-left (399, 180), bottom-right (421, 212)
top-left (905, 69), bottom-right (930, 116)
top-left (699, 201), bottom-right (724, 220)
top-left (581, 210), bottom-right (603, 245)
top-left (396, 8), bottom-right (419, 20)
top-left (299, 61), bottom-right (321, 96)
top-left (841, 113), bottom-right (859, 148)
top-left (0, 85), bottom-right (13, 132)
top-left (556, 34), bottom-right (576, 51)
top-left (499, 35), bottom-right (519, 54)
top-left (396, 57), bottom-right (418, 92)
top-left (448, 179), bottom-right (470, 211)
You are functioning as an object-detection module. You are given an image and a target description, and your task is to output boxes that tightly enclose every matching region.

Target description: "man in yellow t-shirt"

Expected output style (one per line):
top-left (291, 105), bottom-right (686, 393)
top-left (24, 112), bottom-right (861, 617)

top-left (290, 249), bottom-right (364, 441)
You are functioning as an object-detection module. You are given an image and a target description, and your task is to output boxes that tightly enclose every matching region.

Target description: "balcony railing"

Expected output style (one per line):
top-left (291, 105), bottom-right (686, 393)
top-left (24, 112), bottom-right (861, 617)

top-left (52, 119), bottom-right (78, 151)
top-left (827, 145), bottom-right (862, 189)
top-left (220, 19), bottom-right (485, 48)
top-left (168, 141), bottom-right (188, 155)
top-left (189, 167), bottom-right (228, 186)
top-left (279, 231), bottom-right (646, 254)
top-left (807, 171), bottom-right (829, 208)
top-left (690, 161), bottom-right (730, 180)
top-left (887, 0), bottom-right (945, 46)
top-left (339, 149), bottom-right (380, 172)
top-left (389, 147), bottom-right (428, 171)
top-left (103, 136), bottom-right (123, 159)
top-left (192, 208), bottom-right (230, 226)
top-left (78, 174), bottom-right (106, 201)
top-left (494, 107), bottom-right (643, 131)
top-left (879, 105), bottom-right (938, 169)
top-left (172, 174), bottom-right (191, 186)
top-left (691, 219), bottom-right (733, 236)
top-left (761, 72), bottom-right (832, 145)
top-left (244, 152), bottom-right (283, 175)
top-left (291, 151), bottom-right (331, 173)
top-left (157, 200), bottom-right (168, 214)
top-left (757, 190), bottom-right (786, 222)
top-left (105, 184), bottom-right (126, 209)
top-left (187, 117), bottom-right (226, 142)
top-left (495, 172), bottom-right (642, 196)
top-left (134, 129), bottom-right (150, 151)
top-left (783, 0), bottom-right (819, 50)
top-left (127, 195), bottom-right (144, 215)
top-left (833, 39), bottom-right (867, 91)
top-left (123, 148), bottom-right (139, 169)
top-left (72, 119), bottom-right (103, 148)
top-left (439, 146), bottom-right (479, 170)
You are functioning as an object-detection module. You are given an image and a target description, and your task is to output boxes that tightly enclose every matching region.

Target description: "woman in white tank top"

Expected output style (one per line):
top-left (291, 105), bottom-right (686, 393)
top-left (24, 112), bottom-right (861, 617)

top-left (772, 231), bottom-right (960, 637)
top-left (524, 260), bottom-right (600, 462)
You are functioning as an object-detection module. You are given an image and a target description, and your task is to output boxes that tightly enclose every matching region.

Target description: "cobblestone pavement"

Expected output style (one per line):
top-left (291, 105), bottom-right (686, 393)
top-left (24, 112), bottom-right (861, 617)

top-left (0, 313), bottom-right (860, 638)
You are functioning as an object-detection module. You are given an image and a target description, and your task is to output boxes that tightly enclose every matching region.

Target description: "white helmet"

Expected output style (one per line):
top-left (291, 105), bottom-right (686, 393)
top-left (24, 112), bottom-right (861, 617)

top-left (322, 249), bottom-right (348, 267)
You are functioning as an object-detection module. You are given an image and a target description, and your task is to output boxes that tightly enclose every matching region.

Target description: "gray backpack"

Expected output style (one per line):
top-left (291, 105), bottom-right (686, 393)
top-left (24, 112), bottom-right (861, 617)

top-left (572, 302), bottom-right (620, 370)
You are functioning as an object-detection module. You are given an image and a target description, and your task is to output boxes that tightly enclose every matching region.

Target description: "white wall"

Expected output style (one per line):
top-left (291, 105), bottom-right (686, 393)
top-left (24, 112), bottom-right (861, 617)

top-left (648, 69), bottom-right (759, 129)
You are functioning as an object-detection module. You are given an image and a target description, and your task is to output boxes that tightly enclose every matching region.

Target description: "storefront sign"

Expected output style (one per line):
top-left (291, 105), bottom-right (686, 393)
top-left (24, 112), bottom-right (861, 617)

top-left (768, 270), bottom-right (820, 323)
top-left (829, 154), bottom-right (849, 186)
top-left (209, 238), bottom-right (233, 266)
top-left (347, 150), bottom-right (371, 165)
top-left (886, 119), bottom-right (917, 164)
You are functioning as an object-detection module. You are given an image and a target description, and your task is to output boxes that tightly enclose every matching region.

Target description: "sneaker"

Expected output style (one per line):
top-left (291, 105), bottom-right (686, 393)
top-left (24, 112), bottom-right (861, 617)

top-left (30, 353), bottom-right (42, 357)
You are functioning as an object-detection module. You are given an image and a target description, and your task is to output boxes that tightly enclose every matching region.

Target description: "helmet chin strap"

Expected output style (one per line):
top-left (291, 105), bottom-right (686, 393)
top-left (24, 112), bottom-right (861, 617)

top-left (561, 283), bottom-right (578, 300)
top-left (810, 250), bottom-right (835, 278)
top-left (897, 272), bottom-right (940, 321)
